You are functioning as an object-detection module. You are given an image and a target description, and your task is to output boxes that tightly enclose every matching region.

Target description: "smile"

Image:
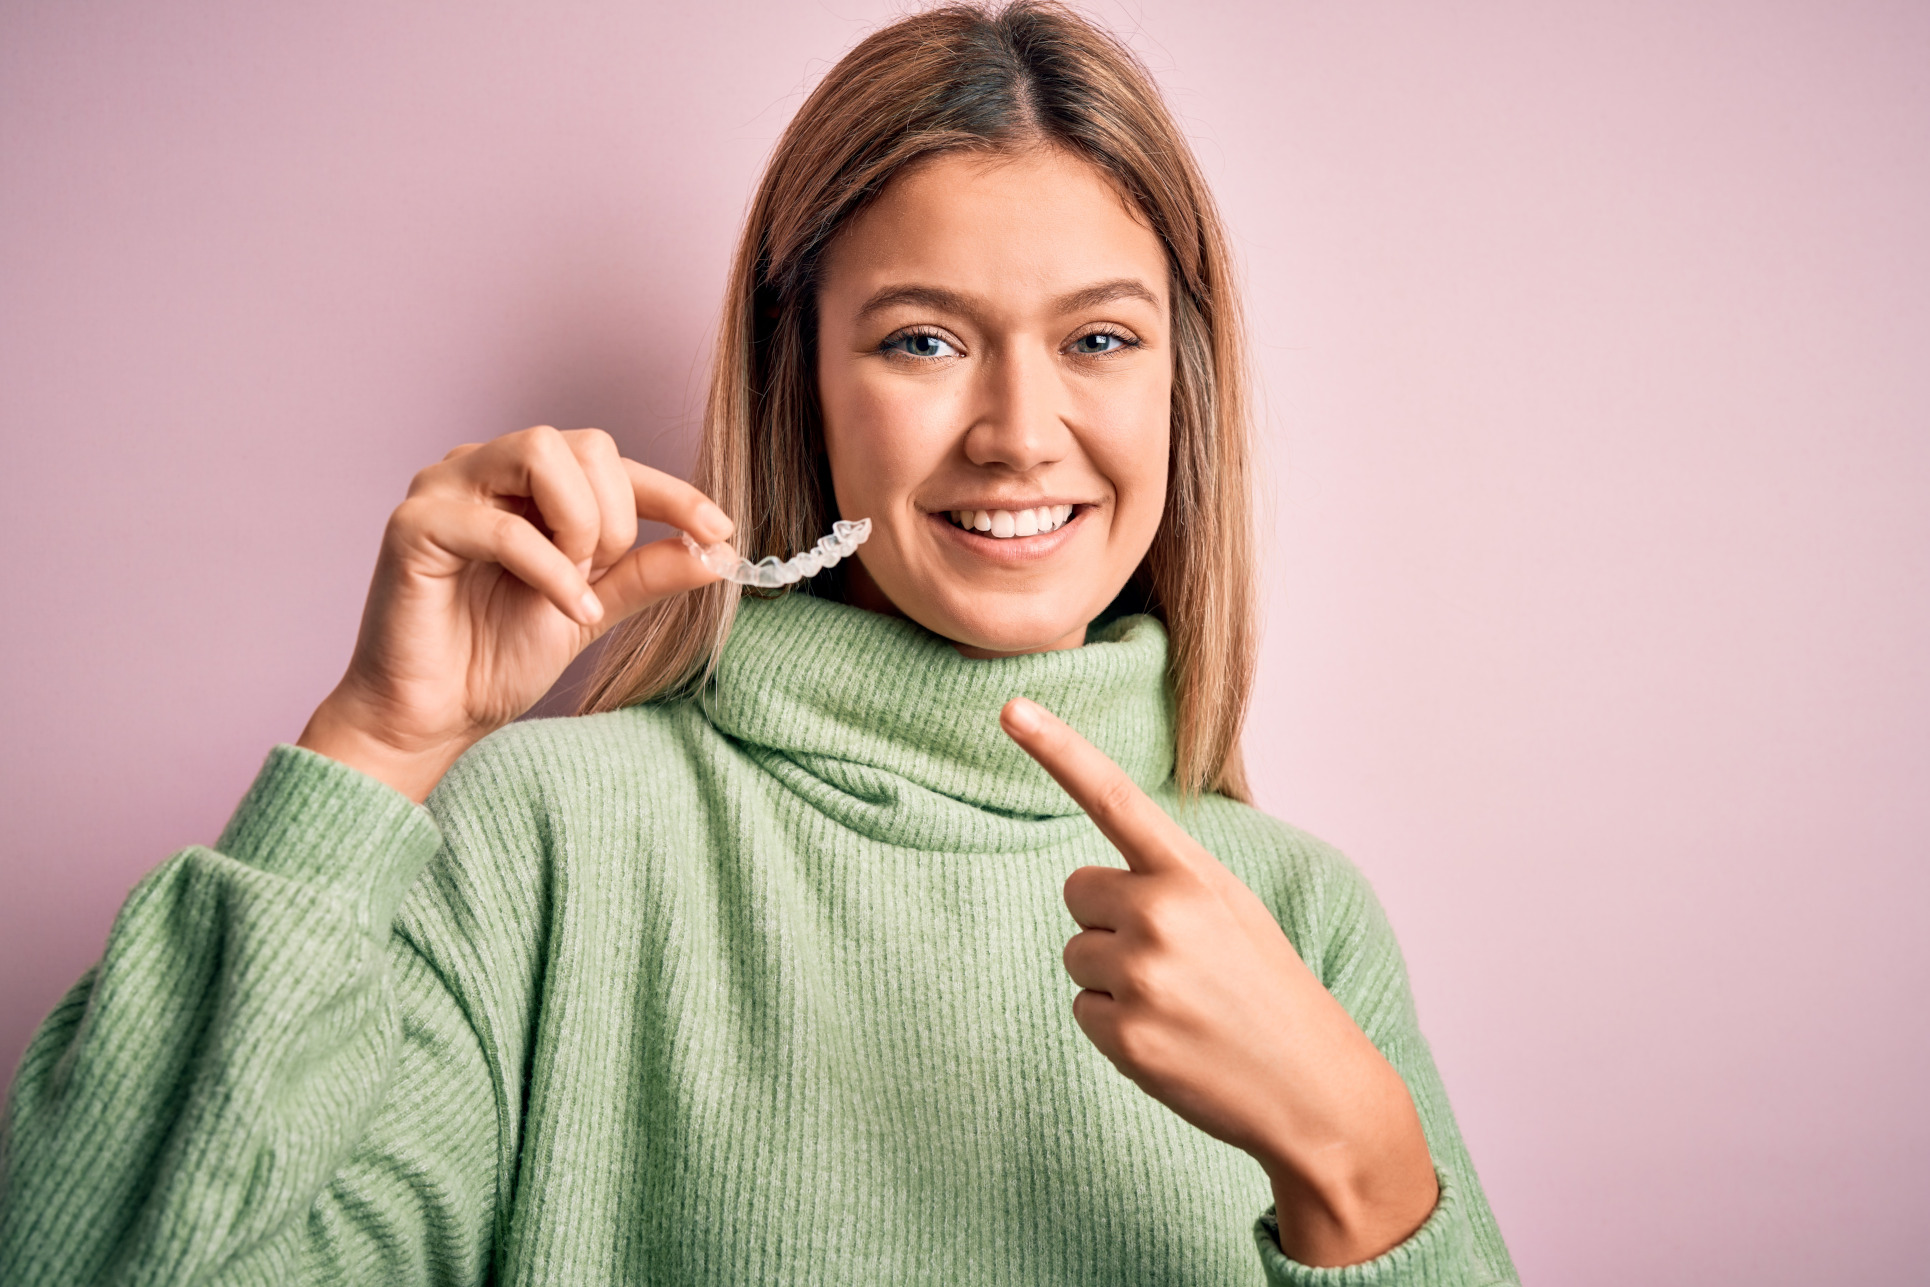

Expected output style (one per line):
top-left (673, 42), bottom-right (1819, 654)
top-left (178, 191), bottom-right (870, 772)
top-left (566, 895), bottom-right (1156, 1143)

top-left (946, 504), bottom-right (1075, 539)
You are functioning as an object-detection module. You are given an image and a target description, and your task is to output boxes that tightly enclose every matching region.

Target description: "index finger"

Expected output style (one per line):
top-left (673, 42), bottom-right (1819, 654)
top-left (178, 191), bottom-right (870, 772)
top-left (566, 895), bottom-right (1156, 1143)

top-left (623, 457), bottom-right (734, 545)
top-left (999, 697), bottom-right (1192, 875)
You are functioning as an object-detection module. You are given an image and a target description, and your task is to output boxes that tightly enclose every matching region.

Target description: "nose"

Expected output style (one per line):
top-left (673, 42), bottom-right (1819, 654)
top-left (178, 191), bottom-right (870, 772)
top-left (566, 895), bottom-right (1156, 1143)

top-left (960, 341), bottom-right (1071, 472)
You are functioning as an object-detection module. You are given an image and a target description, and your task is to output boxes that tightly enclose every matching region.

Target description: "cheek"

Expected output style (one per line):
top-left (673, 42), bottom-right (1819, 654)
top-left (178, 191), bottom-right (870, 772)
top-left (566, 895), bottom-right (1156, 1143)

top-left (822, 366), bottom-right (957, 503)
top-left (1088, 376), bottom-right (1172, 529)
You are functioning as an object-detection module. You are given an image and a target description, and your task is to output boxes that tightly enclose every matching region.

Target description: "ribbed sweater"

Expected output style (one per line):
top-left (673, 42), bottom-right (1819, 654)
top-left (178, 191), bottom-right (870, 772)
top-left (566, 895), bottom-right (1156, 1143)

top-left (0, 592), bottom-right (1517, 1285)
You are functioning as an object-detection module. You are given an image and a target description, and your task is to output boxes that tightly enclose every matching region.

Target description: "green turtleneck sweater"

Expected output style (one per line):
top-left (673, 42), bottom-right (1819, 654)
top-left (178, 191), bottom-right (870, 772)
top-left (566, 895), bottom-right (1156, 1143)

top-left (0, 594), bottom-right (1516, 1285)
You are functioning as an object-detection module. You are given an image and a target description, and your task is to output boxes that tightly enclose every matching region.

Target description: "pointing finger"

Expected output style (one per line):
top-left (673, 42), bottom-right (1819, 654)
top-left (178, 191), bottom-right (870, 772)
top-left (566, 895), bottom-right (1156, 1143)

top-left (1000, 697), bottom-right (1192, 876)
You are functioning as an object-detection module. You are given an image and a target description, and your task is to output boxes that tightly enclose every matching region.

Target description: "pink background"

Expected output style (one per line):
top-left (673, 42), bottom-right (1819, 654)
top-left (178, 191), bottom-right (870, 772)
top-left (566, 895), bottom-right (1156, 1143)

top-left (4, 2), bottom-right (1925, 1280)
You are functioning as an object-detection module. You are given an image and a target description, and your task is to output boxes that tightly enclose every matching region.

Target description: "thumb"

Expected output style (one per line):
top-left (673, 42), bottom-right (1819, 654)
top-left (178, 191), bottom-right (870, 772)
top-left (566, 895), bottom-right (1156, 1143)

top-left (583, 536), bottom-right (725, 630)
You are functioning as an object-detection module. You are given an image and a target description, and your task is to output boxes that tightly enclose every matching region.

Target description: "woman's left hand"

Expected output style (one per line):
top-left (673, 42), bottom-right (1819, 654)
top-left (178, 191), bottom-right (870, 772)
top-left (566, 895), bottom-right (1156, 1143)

top-left (999, 697), bottom-right (1440, 1267)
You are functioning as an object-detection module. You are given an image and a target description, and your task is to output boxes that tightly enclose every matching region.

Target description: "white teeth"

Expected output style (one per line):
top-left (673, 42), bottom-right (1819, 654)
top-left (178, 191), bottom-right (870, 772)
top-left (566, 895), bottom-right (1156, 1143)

top-left (948, 504), bottom-right (1078, 538)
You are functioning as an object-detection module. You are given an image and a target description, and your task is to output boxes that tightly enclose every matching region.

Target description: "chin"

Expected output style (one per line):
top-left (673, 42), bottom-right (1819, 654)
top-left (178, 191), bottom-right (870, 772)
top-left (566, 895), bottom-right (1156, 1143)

top-left (912, 591), bottom-right (1094, 657)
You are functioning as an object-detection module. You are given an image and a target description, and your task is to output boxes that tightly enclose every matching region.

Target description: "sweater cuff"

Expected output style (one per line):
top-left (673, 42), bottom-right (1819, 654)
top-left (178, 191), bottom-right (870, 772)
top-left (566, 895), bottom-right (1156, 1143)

top-left (214, 742), bottom-right (445, 935)
top-left (1252, 1168), bottom-right (1470, 1287)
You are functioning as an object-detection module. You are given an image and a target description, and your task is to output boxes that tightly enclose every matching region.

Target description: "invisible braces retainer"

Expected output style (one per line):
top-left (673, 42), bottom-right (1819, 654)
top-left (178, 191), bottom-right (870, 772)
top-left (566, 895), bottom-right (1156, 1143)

top-left (680, 517), bottom-right (871, 588)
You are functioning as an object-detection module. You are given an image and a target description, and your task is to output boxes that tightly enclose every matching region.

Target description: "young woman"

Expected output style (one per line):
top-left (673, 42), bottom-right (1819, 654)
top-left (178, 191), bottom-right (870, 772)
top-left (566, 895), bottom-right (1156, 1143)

top-left (0, 4), bottom-right (1518, 1283)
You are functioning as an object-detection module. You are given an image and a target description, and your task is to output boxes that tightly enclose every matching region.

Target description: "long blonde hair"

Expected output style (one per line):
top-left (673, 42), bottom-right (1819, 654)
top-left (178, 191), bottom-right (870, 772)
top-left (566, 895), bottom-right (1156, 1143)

top-left (579, 0), bottom-right (1256, 800)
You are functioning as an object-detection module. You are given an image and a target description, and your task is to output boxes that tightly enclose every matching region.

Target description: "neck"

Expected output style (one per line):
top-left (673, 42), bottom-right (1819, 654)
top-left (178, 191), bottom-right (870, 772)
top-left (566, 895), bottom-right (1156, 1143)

top-left (701, 592), bottom-right (1177, 841)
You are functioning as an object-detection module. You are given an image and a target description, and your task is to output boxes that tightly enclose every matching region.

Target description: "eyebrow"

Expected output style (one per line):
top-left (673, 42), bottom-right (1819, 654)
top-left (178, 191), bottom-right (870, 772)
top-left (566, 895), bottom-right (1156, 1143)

top-left (1053, 277), bottom-right (1161, 313)
top-left (852, 277), bottom-right (1162, 324)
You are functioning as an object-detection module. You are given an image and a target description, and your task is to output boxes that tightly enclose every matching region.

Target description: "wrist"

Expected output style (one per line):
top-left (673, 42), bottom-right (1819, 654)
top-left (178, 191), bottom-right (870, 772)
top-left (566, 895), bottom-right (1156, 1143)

top-left (296, 692), bottom-right (475, 805)
top-left (1255, 1084), bottom-right (1438, 1267)
top-left (1263, 1151), bottom-right (1436, 1268)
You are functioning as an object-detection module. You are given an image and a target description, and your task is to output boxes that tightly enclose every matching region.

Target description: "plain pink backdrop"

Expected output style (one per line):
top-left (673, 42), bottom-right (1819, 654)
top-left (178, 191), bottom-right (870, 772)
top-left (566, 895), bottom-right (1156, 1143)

top-left (3, 2), bottom-right (1925, 1281)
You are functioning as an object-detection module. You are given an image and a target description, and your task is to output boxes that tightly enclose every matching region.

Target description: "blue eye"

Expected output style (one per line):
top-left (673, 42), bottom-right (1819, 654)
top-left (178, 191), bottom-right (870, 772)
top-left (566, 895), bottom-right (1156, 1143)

top-left (1072, 331), bottom-right (1133, 355)
top-left (886, 332), bottom-right (958, 358)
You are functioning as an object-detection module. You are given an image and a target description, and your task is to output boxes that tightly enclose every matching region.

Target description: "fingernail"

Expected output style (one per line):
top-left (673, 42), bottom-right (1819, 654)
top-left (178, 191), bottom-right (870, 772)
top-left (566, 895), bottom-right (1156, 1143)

top-left (577, 590), bottom-right (604, 624)
top-left (699, 501), bottom-right (733, 539)
top-left (1003, 698), bottom-right (1041, 735)
top-left (575, 558), bottom-right (592, 577)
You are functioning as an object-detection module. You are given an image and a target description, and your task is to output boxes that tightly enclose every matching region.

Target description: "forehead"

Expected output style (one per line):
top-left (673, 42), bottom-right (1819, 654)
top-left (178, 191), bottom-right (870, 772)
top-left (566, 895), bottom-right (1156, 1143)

top-left (819, 146), bottom-right (1169, 310)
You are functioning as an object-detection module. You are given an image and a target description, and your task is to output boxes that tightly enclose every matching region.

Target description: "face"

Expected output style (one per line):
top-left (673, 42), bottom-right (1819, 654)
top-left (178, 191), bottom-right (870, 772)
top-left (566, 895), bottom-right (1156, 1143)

top-left (815, 145), bottom-right (1173, 658)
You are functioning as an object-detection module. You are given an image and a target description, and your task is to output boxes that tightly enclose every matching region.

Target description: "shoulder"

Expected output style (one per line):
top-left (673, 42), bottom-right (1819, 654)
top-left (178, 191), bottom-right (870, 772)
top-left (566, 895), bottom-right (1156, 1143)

top-left (1166, 791), bottom-right (1404, 986)
top-left (433, 702), bottom-right (700, 791)
top-left (394, 702), bottom-right (722, 1015)
top-left (403, 701), bottom-right (718, 938)
top-left (427, 702), bottom-right (712, 829)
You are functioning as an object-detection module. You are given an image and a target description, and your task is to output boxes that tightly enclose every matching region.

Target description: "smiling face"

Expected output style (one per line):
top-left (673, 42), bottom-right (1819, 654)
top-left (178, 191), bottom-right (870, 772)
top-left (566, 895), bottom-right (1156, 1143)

top-left (815, 145), bottom-right (1174, 658)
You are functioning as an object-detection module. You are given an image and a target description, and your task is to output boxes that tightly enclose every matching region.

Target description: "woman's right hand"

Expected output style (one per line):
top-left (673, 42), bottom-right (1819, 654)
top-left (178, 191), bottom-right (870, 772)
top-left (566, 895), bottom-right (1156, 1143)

top-left (296, 425), bottom-right (735, 802)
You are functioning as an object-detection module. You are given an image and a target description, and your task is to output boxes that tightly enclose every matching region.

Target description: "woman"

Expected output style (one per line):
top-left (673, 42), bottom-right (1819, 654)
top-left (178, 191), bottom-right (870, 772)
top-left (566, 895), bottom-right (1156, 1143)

top-left (0, 3), bottom-right (1518, 1283)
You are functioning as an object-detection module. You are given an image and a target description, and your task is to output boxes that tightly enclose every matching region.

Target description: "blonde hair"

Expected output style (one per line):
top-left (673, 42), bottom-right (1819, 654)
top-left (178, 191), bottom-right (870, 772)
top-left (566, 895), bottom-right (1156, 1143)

top-left (579, 0), bottom-right (1256, 800)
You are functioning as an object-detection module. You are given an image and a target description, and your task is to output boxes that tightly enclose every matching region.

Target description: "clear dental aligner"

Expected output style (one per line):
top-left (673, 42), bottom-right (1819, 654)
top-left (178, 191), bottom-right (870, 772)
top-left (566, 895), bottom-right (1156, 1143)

top-left (681, 517), bottom-right (871, 588)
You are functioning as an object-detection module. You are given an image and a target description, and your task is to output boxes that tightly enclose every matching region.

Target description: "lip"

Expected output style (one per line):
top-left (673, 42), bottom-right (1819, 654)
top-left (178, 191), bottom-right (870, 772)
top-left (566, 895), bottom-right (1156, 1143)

top-left (926, 503), bottom-right (1087, 564)
top-left (934, 498), bottom-right (1087, 513)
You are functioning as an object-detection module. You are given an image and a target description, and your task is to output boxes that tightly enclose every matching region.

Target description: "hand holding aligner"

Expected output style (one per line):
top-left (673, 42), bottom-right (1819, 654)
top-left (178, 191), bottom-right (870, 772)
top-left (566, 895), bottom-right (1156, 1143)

top-left (680, 518), bottom-right (872, 588)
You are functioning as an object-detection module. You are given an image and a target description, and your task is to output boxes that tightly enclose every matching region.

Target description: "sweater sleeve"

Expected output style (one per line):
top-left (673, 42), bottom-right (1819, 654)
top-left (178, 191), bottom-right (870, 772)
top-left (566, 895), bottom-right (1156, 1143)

top-left (0, 744), bottom-right (500, 1287)
top-left (1250, 856), bottom-right (1520, 1287)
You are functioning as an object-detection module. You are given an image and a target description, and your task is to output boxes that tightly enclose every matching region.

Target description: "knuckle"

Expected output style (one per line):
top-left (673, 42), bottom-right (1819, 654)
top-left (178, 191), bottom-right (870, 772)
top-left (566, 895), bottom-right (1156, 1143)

top-left (1114, 955), bottom-right (1157, 1003)
top-left (596, 553), bottom-right (643, 601)
top-left (1108, 1014), bottom-right (1152, 1069)
top-left (1092, 775), bottom-right (1137, 821)
top-left (486, 507), bottom-right (524, 546)
top-left (568, 426), bottom-right (618, 455)
top-left (604, 528), bottom-right (639, 561)
top-left (405, 463), bottom-right (443, 496)
top-left (1063, 866), bottom-right (1108, 913)
top-left (511, 424), bottom-right (558, 455)
top-left (388, 494), bottom-right (433, 532)
top-left (1127, 903), bottom-right (1173, 953)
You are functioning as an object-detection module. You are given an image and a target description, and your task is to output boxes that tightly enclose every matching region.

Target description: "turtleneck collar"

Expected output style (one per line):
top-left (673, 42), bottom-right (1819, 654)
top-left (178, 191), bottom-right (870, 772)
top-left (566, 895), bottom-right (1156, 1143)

top-left (698, 592), bottom-right (1174, 845)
